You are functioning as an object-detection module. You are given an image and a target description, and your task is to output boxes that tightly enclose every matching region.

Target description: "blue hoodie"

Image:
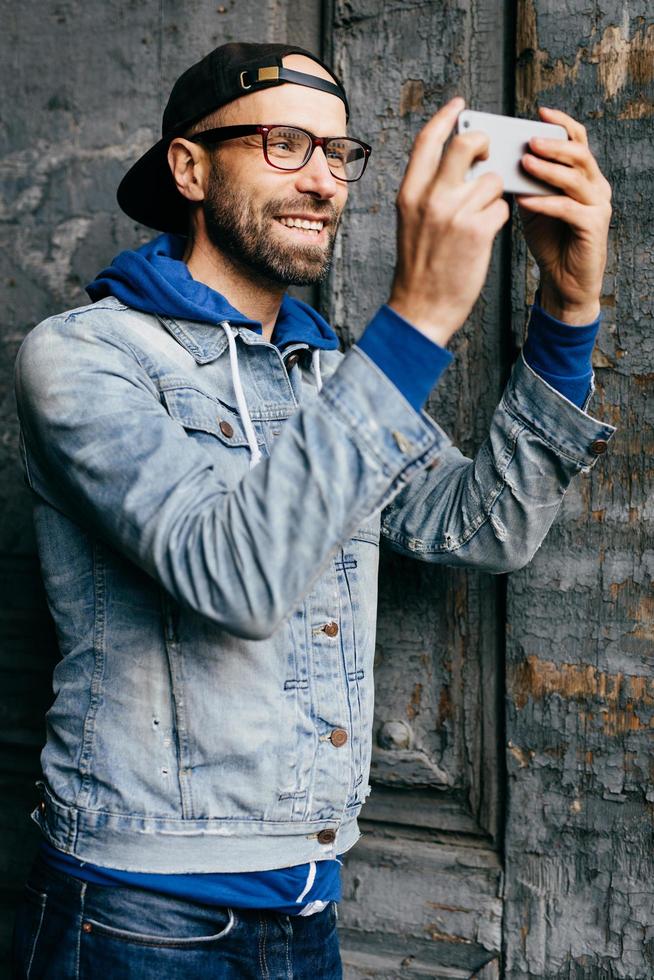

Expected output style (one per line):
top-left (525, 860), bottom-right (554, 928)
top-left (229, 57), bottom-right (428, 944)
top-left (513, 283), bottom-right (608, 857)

top-left (87, 232), bottom-right (340, 354)
top-left (87, 233), bottom-right (599, 412)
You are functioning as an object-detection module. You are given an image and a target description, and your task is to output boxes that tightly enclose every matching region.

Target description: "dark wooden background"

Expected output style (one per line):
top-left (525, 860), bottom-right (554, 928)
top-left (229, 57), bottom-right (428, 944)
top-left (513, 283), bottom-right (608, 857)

top-left (1, 1), bottom-right (651, 977)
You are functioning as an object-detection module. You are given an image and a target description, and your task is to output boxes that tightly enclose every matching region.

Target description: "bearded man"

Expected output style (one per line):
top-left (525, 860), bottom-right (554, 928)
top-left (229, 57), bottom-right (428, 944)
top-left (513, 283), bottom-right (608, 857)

top-left (12, 41), bottom-right (614, 980)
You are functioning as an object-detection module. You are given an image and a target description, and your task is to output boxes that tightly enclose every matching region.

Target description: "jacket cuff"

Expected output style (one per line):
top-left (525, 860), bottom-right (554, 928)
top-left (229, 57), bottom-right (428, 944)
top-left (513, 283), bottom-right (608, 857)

top-left (522, 298), bottom-right (600, 408)
top-left (503, 351), bottom-right (617, 471)
top-left (356, 305), bottom-right (454, 411)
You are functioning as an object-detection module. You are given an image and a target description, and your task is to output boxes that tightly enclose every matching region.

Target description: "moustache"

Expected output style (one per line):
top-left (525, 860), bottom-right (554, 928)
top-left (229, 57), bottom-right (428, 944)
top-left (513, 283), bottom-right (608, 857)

top-left (264, 199), bottom-right (340, 224)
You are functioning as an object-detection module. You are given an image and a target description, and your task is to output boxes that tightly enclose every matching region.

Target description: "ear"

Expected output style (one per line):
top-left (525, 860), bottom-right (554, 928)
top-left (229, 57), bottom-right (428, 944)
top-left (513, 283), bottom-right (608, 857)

top-left (167, 138), bottom-right (210, 203)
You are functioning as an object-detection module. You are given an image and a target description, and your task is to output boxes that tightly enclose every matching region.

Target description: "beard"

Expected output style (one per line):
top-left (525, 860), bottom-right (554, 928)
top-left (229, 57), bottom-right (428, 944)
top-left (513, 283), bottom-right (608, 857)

top-left (201, 155), bottom-right (341, 286)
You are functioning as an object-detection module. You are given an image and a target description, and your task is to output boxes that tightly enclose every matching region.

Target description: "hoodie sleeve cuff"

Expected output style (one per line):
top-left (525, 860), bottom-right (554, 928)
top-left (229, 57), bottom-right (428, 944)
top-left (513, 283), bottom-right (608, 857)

top-left (355, 305), bottom-right (454, 412)
top-left (522, 294), bottom-right (601, 408)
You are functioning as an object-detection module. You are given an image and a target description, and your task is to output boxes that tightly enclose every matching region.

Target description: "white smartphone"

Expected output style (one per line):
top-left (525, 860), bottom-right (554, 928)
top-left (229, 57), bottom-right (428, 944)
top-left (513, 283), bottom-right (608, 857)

top-left (455, 109), bottom-right (568, 195)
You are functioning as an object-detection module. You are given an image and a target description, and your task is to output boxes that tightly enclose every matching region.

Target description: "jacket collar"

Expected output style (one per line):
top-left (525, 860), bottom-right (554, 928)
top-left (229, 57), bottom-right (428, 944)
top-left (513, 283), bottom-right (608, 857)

top-left (156, 315), bottom-right (259, 365)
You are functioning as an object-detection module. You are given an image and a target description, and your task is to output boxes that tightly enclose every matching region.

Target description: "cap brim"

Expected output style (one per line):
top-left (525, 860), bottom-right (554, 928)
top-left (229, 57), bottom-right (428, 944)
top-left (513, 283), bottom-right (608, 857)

top-left (117, 136), bottom-right (189, 234)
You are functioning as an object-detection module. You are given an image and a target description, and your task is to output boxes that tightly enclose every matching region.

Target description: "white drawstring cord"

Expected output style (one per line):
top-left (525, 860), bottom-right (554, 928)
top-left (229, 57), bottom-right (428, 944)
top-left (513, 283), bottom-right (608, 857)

top-left (311, 348), bottom-right (323, 393)
top-left (295, 861), bottom-right (317, 903)
top-left (220, 323), bottom-right (263, 469)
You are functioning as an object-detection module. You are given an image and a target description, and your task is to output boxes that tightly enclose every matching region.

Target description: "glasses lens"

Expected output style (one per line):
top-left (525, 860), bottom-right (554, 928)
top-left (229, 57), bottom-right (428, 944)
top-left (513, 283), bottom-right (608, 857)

top-left (266, 127), bottom-right (312, 169)
top-left (325, 139), bottom-right (367, 180)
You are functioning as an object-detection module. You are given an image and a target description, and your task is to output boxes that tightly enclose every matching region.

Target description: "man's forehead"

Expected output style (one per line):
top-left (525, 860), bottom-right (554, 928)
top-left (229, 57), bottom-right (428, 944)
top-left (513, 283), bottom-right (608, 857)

top-left (282, 53), bottom-right (336, 82)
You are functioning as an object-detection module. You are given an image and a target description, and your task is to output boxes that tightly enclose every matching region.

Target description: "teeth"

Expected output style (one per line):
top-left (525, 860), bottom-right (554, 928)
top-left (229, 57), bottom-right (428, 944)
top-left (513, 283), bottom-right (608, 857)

top-left (278, 217), bottom-right (324, 231)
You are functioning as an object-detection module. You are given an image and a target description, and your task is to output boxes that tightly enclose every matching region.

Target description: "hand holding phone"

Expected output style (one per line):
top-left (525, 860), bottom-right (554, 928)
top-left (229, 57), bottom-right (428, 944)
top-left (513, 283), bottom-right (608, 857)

top-left (388, 97), bottom-right (511, 348)
top-left (455, 110), bottom-right (568, 195)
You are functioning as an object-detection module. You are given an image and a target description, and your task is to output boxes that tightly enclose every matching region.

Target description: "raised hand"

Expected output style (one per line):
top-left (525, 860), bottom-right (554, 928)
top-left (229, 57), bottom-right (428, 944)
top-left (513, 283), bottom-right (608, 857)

top-left (516, 107), bottom-right (612, 325)
top-left (388, 97), bottom-right (510, 347)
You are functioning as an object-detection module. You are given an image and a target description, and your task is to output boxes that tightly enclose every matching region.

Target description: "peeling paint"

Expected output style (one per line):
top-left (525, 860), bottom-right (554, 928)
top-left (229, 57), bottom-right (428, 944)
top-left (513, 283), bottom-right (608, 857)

top-left (399, 78), bottom-right (425, 116)
top-left (618, 98), bottom-right (654, 119)
top-left (406, 682), bottom-right (422, 720)
top-left (590, 22), bottom-right (654, 100)
top-left (510, 656), bottom-right (654, 713)
top-left (508, 742), bottom-right (531, 768)
top-left (425, 926), bottom-right (474, 944)
top-left (517, 0), bottom-right (654, 106)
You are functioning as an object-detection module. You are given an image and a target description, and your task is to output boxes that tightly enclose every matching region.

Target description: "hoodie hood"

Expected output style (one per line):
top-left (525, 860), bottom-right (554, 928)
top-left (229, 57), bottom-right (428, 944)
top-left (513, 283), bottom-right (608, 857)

top-left (86, 233), bottom-right (339, 352)
top-left (87, 232), bottom-right (335, 473)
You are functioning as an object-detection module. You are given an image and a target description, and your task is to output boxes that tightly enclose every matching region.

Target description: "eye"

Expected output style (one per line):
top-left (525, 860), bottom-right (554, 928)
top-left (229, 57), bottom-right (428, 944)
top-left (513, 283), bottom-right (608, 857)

top-left (267, 129), bottom-right (305, 155)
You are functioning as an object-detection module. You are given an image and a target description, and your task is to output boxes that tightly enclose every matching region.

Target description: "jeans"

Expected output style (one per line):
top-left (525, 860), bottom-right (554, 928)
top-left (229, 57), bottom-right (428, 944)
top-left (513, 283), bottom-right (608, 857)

top-left (11, 854), bottom-right (343, 979)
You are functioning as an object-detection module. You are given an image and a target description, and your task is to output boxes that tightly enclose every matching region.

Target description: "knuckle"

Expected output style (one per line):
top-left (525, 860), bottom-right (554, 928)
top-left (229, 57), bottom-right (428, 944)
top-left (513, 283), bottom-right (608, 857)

top-left (424, 197), bottom-right (446, 225)
top-left (453, 131), bottom-right (487, 151)
top-left (397, 188), bottom-right (417, 213)
top-left (483, 172), bottom-right (503, 194)
top-left (464, 220), bottom-right (485, 244)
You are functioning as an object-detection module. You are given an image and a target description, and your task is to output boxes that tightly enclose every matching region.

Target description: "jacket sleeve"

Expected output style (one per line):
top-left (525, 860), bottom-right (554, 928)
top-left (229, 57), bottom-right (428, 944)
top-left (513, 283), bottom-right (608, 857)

top-left (380, 350), bottom-right (616, 573)
top-left (14, 313), bottom-right (451, 640)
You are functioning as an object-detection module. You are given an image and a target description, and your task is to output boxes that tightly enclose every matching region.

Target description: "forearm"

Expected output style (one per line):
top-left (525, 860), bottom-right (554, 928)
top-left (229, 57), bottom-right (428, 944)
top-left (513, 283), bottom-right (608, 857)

top-left (381, 350), bottom-right (616, 572)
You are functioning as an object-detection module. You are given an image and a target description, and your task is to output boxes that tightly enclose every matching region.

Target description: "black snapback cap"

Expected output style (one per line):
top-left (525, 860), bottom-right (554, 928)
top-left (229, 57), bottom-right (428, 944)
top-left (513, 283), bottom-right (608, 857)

top-left (117, 42), bottom-right (349, 234)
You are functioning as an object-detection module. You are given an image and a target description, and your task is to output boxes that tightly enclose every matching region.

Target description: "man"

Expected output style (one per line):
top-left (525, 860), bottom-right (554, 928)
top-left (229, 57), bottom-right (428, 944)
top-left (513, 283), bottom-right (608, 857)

top-left (12, 40), bottom-right (614, 980)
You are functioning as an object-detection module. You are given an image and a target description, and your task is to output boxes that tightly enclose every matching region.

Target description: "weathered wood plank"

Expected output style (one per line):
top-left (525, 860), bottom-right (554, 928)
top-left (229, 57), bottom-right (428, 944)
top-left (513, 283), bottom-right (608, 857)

top-left (340, 833), bottom-right (502, 936)
top-left (330, 0), bottom-right (512, 971)
top-left (505, 2), bottom-right (654, 976)
top-left (329, 0), bottom-right (511, 841)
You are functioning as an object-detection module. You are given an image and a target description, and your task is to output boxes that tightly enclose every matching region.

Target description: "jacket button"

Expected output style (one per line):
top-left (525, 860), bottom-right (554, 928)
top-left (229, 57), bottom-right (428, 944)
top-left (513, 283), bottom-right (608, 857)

top-left (330, 728), bottom-right (348, 747)
top-left (323, 622), bottom-right (339, 637)
top-left (317, 829), bottom-right (336, 845)
top-left (285, 352), bottom-right (301, 371)
top-left (589, 439), bottom-right (608, 455)
top-left (219, 420), bottom-right (234, 438)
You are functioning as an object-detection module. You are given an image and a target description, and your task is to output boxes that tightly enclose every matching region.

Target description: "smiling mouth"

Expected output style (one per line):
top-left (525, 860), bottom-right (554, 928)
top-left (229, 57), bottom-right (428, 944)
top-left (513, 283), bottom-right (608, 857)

top-left (275, 215), bottom-right (326, 235)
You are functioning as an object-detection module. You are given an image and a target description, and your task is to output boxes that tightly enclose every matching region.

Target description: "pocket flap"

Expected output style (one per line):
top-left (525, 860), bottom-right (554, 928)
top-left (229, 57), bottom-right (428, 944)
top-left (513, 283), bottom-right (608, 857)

top-left (160, 383), bottom-right (254, 448)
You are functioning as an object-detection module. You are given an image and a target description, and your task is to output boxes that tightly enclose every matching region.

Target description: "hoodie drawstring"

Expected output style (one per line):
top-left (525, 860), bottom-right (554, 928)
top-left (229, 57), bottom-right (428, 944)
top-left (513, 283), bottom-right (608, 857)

top-left (220, 322), bottom-right (263, 469)
top-left (311, 349), bottom-right (323, 393)
top-left (220, 324), bottom-right (324, 469)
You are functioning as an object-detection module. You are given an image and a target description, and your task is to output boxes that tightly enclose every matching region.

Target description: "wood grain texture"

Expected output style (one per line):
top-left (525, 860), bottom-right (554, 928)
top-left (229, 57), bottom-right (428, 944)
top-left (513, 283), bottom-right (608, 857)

top-left (330, 0), bottom-right (512, 974)
top-left (505, 2), bottom-right (654, 976)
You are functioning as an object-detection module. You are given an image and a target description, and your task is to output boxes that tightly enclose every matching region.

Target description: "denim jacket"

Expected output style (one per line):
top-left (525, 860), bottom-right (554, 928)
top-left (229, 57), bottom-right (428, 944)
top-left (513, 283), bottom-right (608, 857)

top-left (14, 297), bottom-right (616, 873)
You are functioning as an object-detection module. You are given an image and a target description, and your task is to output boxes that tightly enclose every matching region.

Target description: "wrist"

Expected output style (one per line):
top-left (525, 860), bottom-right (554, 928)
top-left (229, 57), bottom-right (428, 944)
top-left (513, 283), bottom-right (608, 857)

top-left (386, 297), bottom-right (458, 348)
top-left (538, 284), bottom-right (600, 326)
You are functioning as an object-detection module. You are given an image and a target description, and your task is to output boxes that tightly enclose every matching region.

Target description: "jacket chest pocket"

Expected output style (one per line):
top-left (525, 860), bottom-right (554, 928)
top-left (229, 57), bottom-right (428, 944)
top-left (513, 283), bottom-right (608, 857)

top-left (160, 382), bottom-right (262, 479)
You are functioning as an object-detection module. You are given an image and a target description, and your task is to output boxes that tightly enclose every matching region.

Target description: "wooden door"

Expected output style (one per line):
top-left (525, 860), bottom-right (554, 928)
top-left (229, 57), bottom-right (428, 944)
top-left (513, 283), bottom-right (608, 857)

top-left (328, 1), bottom-right (512, 974)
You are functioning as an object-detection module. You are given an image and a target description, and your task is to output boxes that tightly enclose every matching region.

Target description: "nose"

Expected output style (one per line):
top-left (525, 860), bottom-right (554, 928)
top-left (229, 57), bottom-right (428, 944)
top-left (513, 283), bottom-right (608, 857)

top-left (294, 146), bottom-right (341, 200)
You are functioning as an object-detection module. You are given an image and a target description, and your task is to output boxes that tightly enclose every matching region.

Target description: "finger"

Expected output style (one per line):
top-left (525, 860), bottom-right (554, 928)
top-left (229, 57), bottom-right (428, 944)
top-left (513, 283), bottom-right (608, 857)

top-left (536, 106), bottom-right (589, 146)
top-left (480, 196), bottom-right (511, 235)
top-left (459, 171), bottom-right (505, 214)
top-left (520, 153), bottom-right (596, 204)
top-left (399, 97), bottom-right (465, 201)
top-left (527, 137), bottom-right (602, 182)
top-left (437, 130), bottom-right (491, 188)
top-left (516, 193), bottom-right (592, 229)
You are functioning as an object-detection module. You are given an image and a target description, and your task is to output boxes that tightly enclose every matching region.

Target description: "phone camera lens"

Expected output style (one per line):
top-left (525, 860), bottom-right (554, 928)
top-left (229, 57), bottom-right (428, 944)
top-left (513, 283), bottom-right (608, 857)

top-left (463, 120), bottom-right (469, 128)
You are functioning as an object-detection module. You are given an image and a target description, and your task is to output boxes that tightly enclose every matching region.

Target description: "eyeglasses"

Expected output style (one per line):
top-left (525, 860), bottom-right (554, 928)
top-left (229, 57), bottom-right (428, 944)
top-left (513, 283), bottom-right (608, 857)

top-left (186, 124), bottom-right (372, 182)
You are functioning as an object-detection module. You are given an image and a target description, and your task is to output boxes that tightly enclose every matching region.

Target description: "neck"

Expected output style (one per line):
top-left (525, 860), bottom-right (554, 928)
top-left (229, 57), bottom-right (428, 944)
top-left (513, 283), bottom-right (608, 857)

top-left (183, 232), bottom-right (284, 342)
